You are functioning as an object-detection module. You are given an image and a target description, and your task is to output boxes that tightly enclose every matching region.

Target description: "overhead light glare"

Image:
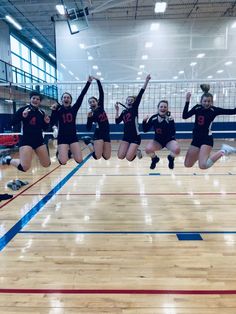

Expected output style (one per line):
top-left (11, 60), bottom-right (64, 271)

top-left (150, 23), bottom-right (160, 31)
top-left (155, 2), bottom-right (167, 13)
top-left (5, 15), bottom-right (22, 30)
top-left (145, 42), bottom-right (153, 48)
top-left (196, 53), bottom-right (205, 58)
top-left (32, 38), bottom-right (43, 49)
top-left (56, 4), bottom-right (65, 15)
top-left (49, 53), bottom-right (56, 61)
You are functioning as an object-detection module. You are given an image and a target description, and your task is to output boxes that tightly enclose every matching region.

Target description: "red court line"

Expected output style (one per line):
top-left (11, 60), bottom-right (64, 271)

top-left (0, 165), bottom-right (61, 209)
top-left (0, 288), bottom-right (236, 295)
top-left (21, 192), bottom-right (236, 196)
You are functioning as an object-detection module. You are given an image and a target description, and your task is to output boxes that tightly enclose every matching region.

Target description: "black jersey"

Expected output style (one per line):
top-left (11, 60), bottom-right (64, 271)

top-left (86, 80), bottom-right (110, 135)
top-left (12, 104), bottom-right (49, 137)
top-left (182, 102), bottom-right (236, 136)
top-left (115, 88), bottom-right (145, 138)
top-left (143, 114), bottom-right (176, 140)
top-left (51, 81), bottom-right (91, 137)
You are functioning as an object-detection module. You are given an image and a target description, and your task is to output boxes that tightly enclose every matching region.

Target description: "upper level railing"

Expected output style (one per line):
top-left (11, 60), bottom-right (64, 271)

top-left (0, 59), bottom-right (58, 100)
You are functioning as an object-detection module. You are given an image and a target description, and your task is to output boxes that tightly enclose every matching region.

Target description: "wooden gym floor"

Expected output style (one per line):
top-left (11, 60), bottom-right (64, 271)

top-left (0, 139), bottom-right (236, 313)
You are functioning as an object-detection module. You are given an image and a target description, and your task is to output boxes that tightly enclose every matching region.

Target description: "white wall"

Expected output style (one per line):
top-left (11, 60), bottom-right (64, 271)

top-left (0, 20), bottom-right (11, 63)
top-left (55, 18), bottom-right (236, 82)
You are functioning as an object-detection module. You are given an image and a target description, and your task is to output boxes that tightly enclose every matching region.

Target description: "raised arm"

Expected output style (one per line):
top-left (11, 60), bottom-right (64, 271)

top-left (134, 74), bottom-right (151, 108)
top-left (142, 74), bottom-right (151, 90)
top-left (182, 92), bottom-right (196, 119)
top-left (94, 77), bottom-right (104, 109)
top-left (73, 76), bottom-right (93, 111)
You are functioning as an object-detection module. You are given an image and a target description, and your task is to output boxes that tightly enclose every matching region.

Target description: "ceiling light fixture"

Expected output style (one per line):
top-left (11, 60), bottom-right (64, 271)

top-left (5, 15), bottom-right (22, 30)
top-left (154, 2), bottom-right (167, 13)
top-left (196, 53), bottom-right (205, 58)
top-left (32, 38), bottom-right (43, 49)
top-left (56, 4), bottom-right (65, 15)
top-left (49, 53), bottom-right (56, 61)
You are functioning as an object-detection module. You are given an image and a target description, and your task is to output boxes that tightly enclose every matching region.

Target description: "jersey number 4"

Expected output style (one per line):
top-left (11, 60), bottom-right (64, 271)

top-left (29, 117), bottom-right (36, 125)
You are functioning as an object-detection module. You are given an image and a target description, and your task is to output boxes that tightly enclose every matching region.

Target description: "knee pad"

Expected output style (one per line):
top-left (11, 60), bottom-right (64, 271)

top-left (206, 158), bottom-right (214, 169)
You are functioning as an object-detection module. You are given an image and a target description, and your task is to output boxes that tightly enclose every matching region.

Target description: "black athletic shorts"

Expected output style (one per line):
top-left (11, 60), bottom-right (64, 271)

top-left (122, 134), bottom-right (141, 145)
top-left (93, 129), bottom-right (111, 142)
top-left (191, 134), bottom-right (213, 148)
top-left (57, 134), bottom-right (78, 145)
top-left (154, 136), bottom-right (176, 148)
top-left (19, 135), bottom-right (45, 150)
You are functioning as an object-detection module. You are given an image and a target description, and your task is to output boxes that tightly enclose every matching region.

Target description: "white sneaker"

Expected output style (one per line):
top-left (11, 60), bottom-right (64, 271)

top-left (137, 149), bottom-right (143, 159)
top-left (0, 155), bottom-right (12, 165)
top-left (221, 144), bottom-right (236, 156)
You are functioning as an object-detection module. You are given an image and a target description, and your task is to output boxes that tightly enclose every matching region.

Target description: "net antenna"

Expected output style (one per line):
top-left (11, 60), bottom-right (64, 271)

top-left (61, 0), bottom-right (89, 35)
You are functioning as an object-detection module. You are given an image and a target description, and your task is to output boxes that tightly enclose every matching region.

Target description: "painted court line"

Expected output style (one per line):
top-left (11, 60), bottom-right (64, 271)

top-left (0, 164), bottom-right (61, 209)
top-left (0, 154), bottom-right (92, 251)
top-left (20, 192), bottom-right (236, 196)
top-left (0, 288), bottom-right (236, 295)
top-left (19, 230), bottom-right (236, 234)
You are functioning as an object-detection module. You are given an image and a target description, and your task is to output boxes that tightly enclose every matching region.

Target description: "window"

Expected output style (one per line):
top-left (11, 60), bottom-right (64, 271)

top-left (22, 60), bottom-right (30, 73)
top-left (21, 44), bottom-right (30, 61)
top-left (10, 36), bottom-right (20, 55)
top-left (11, 54), bottom-right (21, 69)
top-left (10, 35), bottom-right (57, 95)
top-left (31, 51), bottom-right (38, 67)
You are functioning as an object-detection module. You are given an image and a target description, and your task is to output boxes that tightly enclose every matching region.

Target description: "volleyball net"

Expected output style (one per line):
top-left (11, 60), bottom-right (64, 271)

top-left (0, 79), bottom-right (236, 140)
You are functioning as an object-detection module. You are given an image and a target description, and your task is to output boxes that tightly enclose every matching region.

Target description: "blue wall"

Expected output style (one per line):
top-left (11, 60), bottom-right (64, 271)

top-left (77, 122), bottom-right (236, 139)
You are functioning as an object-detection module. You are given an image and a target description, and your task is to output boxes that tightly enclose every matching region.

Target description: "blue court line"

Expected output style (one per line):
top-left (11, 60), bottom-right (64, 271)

top-left (0, 153), bottom-right (92, 251)
top-left (19, 230), bottom-right (236, 234)
top-left (176, 233), bottom-right (203, 241)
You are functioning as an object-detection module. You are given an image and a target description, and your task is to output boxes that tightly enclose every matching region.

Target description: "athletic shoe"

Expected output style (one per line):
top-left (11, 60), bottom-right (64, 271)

top-left (167, 155), bottom-right (175, 169)
top-left (150, 156), bottom-right (160, 169)
top-left (137, 149), bottom-right (143, 159)
top-left (7, 181), bottom-right (19, 191)
top-left (221, 144), bottom-right (236, 156)
top-left (15, 179), bottom-right (29, 187)
top-left (0, 155), bottom-right (12, 165)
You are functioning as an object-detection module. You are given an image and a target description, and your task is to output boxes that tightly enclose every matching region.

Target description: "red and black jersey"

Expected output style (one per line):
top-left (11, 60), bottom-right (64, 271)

top-left (51, 81), bottom-right (91, 137)
top-left (115, 88), bottom-right (145, 138)
top-left (143, 113), bottom-right (176, 141)
top-left (182, 102), bottom-right (236, 136)
top-left (86, 80), bottom-right (110, 134)
top-left (12, 104), bottom-right (49, 137)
